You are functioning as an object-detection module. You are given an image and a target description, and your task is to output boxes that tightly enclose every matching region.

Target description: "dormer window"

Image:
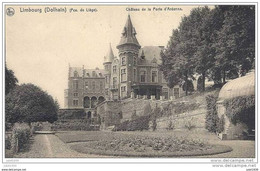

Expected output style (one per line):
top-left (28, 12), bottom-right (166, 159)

top-left (74, 71), bottom-right (78, 77)
top-left (92, 71), bottom-right (96, 77)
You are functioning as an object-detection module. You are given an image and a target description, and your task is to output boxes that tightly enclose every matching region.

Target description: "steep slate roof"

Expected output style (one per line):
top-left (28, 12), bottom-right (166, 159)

top-left (138, 46), bottom-right (164, 65)
top-left (218, 71), bottom-right (255, 100)
top-left (117, 15), bottom-right (141, 48)
top-left (104, 43), bottom-right (114, 63)
top-left (69, 67), bottom-right (105, 78)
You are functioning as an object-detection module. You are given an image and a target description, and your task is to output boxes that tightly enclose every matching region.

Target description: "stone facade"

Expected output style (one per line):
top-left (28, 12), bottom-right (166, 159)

top-left (64, 15), bottom-right (185, 119)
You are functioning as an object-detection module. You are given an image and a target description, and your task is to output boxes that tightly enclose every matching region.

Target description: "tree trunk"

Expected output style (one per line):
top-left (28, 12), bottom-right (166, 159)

top-left (202, 71), bottom-right (206, 92)
top-left (223, 69), bottom-right (226, 84)
top-left (185, 71), bottom-right (188, 96)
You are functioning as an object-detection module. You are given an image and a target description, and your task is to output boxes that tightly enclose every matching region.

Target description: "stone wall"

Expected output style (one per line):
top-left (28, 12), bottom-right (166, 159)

top-left (97, 101), bottom-right (122, 129)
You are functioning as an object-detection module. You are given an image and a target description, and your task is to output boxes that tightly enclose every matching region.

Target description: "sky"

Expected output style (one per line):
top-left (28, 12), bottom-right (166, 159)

top-left (5, 5), bottom-right (213, 107)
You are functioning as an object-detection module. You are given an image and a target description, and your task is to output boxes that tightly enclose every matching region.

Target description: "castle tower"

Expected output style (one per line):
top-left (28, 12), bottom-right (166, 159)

top-left (116, 15), bottom-right (141, 98)
top-left (103, 43), bottom-right (114, 99)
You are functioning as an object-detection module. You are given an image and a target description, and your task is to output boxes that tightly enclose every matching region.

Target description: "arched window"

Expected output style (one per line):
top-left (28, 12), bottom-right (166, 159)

top-left (98, 96), bottom-right (105, 104)
top-left (91, 97), bottom-right (97, 108)
top-left (84, 96), bottom-right (90, 108)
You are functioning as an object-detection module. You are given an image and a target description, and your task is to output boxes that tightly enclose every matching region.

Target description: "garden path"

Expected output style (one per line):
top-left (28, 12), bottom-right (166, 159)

top-left (14, 134), bottom-right (104, 158)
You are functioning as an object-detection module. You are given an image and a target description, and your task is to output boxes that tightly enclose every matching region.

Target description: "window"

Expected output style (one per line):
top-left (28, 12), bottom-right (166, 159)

top-left (140, 70), bottom-right (146, 82)
top-left (113, 66), bottom-right (117, 73)
top-left (92, 81), bottom-right (95, 91)
top-left (133, 69), bottom-right (137, 82)
top-left (85, 81), bottom-right (89, 89)
top-left (121, 69), bottom-right (126, 82)
top-left (121, 57), bottom-right (126, 65)
top-left (152, 70), bottom-right (158, 82)
top-left (174, 88), bottom-right (179, 98)
top-left (133, 57), bottom-right (137, 65)
top-left (105, 76), bottom-right (109, 84)
top-left (121, 86), bottom-right (126, 97)
top-left (73, 99), bottom-right (78, 106)
top-left (73, 80), bottom-right (78, 90)
top-left (74, 71), bottom-right (78, 77)
top-left (113, 77), bottom-right (117, 88)
top-left (100, 81), bottom-right (103, 91)
top-left (73, 93), bottom-right (78, 97)
top-left (121, 86), bottom-right (126, 92)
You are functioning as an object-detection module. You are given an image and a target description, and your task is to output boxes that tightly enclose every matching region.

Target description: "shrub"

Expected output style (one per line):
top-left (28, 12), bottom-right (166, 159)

top-left (205, 94), bottom-right (219, 132)
top-left (167, 120), bottom-right (174, 130)
top-left (113, 115), bottom-right (150, 131)
top-left (58, 109), bottom-right (86, 120)
top-left (185, 118), bottom-right (196, 131)
top-left (11, 123), bottom-right (31, 153)
top-left (51, 119), bottom-right (93, 131)
top-left (5, 134), bottom-right (12, 150)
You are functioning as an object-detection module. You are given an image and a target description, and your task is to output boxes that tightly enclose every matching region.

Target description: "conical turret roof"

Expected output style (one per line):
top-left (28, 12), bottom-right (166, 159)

top-left (117, 15), bottom-right (141, 48)
top-left (104, 43), bottom-right (114, 63)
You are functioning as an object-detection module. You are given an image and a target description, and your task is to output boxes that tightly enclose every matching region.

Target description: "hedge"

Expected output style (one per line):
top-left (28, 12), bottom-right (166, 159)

top-left (113, 115), bottom-right (150, 131)
top-left (223, 95), bottom-right (255, 125)
top-left (11, 123), bottom-right (31, 153)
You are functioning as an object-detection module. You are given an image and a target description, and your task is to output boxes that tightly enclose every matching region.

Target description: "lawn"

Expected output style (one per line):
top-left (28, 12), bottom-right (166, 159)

top-left (55, 130), bottom-right (233, 157)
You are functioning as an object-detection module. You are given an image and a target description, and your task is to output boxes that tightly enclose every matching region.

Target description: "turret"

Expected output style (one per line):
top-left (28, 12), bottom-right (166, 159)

top-left (103, 43), bottom-right (114, 99)
top-left (116, 15), bottom-right (141, 99)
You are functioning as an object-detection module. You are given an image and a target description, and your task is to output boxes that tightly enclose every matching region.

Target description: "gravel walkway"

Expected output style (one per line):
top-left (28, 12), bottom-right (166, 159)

top-left (14, 134), bottom-right (104, 158)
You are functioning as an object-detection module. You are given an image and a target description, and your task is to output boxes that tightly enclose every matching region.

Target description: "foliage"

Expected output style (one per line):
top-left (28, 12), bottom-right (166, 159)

top-left (58, 109), bottom-right (86, 120)
top-left (113, 115), bottom-right (150, 131)
top-left (51, 119), bottom-right (93, 131)
top-left (184, 118), bottom-right (196, 130)
top-left (160, 6), bottom-right (255, 91)
top-left (5, 134), bottom-right (12, 150)
top-left (205, 94), bottom-right (219, 132)
top-left (5, 84), bottom-right (59, 124)
top-left (223, 95), bottom-right (255, 125)
top-left (5, 64), bottom-right (18, 95)
top-left (70, 134), bottom-right (232, 157)
top-left (131, 110), bottom-right (138, 120)
top-left (215, 6), bottom-right (255, 81)
top-left (167, 120), bottom-right (174, 130)
top-left (11, 123), bottom-right (31, 152)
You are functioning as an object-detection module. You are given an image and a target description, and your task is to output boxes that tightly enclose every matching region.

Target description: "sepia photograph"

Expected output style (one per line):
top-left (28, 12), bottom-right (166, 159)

top-left (2, 2), bottom-right (257, 169)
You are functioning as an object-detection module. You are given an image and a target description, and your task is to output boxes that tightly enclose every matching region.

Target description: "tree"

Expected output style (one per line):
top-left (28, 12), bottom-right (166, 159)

top-left (5, 83), bottom-right (58, 124)
top-left (214, 5), bottom-right (255, 82)
top-left (5, 63), bottom-right (18, 95)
